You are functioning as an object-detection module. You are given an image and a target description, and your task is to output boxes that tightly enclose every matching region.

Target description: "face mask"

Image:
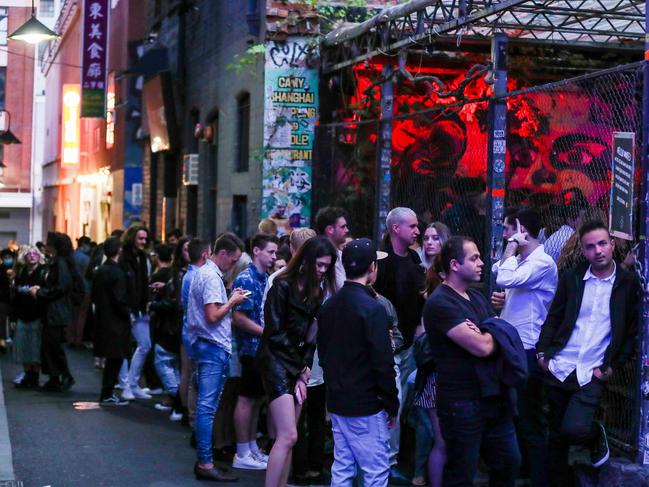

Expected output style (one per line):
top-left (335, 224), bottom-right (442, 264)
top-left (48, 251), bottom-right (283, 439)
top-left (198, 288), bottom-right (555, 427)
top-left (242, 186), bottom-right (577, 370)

top-left (2, 259), bottom-right (13, 267)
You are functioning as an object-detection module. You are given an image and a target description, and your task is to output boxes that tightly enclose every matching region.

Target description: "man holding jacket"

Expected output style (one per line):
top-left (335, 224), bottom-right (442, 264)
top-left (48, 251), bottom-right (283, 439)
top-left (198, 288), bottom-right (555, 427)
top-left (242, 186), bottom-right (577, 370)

top-left (318, 238), bottom-right (399, 487)
top-left (536, 220), bottom-right (640, 486)
top-left (424, 236), bottom-right (521, 487)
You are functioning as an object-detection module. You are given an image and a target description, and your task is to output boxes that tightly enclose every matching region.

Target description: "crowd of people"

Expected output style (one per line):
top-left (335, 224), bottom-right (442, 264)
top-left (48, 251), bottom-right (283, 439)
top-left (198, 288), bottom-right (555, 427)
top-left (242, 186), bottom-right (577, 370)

top-left (0, 201), bottom-right (639, 487)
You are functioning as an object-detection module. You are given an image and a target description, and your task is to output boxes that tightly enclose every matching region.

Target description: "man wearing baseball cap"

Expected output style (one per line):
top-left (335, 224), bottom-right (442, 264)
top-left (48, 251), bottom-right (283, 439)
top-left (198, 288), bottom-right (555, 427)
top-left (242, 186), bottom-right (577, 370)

top-left (317, 238), bottom-right (398, 487)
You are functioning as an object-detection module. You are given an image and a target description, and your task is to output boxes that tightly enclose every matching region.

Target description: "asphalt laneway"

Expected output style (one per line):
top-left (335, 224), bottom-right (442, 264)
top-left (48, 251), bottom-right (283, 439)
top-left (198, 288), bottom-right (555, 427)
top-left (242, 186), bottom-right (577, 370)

top-left (1, 346), bottom-right (265, 487)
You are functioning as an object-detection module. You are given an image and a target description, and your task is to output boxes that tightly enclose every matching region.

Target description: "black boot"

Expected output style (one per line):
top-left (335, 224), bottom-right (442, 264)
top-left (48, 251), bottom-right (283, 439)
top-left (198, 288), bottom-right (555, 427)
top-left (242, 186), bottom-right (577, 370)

top-left (40, 376), bottom-right (63, 392)
top-left (15, 371), bottom-right (37, 389)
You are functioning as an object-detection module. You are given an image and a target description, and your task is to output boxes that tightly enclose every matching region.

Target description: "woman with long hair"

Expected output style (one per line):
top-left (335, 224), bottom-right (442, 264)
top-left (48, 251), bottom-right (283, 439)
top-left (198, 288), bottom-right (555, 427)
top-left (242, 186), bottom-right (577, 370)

top-left (418, 222), bottom-right (451, 270)
top-left (257, 236), bottom-right (337, 487)
top-left (12, 246), bottom-right (46, 388)
top-left (35, 232), bottom-right (79, 392)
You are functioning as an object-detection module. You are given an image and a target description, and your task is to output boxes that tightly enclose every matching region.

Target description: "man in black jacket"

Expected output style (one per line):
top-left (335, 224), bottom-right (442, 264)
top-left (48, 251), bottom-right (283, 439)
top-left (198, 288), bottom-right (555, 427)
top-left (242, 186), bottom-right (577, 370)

top-left (93, 238), bottom-right (130, 406)
top-left (318, 238), bottom-right (398, 487)
top-left (374, 207), bottom-right (425, 483)
top-left (536, 220), bottom-right (640, 486)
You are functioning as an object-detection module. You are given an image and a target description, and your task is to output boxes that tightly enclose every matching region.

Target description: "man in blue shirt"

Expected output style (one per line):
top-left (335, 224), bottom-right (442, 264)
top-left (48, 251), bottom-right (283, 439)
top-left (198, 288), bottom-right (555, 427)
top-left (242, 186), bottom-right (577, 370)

top-left (180, 238), bottom-right (210, 429)
top-left (232, 234), bottom-right (278, 470)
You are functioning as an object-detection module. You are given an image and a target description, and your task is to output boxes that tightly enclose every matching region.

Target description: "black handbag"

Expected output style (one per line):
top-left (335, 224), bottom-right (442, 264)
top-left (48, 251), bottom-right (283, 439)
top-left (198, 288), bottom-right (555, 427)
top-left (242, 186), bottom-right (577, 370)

top-left (413, 332), bottom-right (434, 368)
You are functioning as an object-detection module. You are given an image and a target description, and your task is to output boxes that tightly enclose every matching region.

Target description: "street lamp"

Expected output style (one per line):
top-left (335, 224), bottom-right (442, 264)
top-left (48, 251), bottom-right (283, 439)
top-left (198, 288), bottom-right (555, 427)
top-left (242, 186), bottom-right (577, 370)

top-left (7, 0), bottom-right (59, 45)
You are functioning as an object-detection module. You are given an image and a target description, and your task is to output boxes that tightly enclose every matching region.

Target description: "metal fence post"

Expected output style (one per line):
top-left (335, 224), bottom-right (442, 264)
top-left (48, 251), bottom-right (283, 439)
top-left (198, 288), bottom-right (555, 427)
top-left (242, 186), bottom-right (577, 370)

top-left (484, 32), bottom-right (508, 292)
top-left (637, 0), bottom-right (649, 466)
top-left (374, 63), bottom-right (394, 243)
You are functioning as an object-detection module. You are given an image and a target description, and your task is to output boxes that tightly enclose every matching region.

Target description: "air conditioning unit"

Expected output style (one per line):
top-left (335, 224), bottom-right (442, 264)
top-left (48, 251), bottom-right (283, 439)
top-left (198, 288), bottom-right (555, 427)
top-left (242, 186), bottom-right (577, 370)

top-left (182, 154), bottom-right (199, 186)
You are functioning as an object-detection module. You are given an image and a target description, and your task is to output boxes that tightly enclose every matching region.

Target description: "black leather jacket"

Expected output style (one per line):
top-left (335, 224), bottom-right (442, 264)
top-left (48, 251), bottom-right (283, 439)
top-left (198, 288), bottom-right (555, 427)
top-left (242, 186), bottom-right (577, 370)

top-left (257, 278), bottom-right (322, 377)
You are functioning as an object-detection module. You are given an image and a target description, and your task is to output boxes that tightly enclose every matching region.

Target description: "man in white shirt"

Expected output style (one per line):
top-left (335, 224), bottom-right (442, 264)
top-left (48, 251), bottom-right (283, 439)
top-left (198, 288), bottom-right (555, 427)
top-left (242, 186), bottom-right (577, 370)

top-left (492, 207), bottom-right (557, 487)
top-left (536, 220), bottom-right (641, 487)
top-left (188, 233), bottom-right (248, 482)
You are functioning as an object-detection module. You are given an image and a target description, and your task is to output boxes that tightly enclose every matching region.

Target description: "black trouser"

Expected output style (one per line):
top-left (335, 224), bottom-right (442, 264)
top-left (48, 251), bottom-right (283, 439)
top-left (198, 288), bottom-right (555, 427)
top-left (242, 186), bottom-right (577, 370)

top-left (437, 397), bottom-right (520, 487)
top-left (293, 383), bottom-right (327, 476)
top-left (546, 372), bottom-right (604, 487)
top-left (41, 325), bottom-right (71, 379)
top-left (515, 349), bottom-right (549, 487)
top-left (101, 358), bottom-right (123, 400)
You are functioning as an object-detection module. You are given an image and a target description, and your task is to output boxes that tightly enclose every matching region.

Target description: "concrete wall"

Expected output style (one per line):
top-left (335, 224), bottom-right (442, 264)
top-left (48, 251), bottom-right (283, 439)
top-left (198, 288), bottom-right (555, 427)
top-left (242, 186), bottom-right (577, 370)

top-left (144, 0), bottom-right (265, 241)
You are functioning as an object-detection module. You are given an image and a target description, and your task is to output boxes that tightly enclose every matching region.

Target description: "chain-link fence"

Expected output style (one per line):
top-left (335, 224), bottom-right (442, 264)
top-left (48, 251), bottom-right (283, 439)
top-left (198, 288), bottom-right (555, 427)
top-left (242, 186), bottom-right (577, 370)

top-left (315, 62), bottom-right (644, 455)
top-left (504, 64), bottom-right (643, 456)
top-left (313, 120), bottom-right (379, 238)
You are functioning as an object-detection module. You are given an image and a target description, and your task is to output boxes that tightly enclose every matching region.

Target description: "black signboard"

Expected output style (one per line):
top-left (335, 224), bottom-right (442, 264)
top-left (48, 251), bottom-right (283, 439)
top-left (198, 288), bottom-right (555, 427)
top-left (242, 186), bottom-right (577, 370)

top-left (609, 132), bottom-right (635, 240)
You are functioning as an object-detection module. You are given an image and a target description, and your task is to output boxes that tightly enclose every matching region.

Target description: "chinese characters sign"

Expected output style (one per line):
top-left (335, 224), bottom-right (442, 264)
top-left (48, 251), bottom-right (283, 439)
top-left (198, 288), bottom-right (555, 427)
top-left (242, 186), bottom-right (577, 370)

top-left (262, 37), bottom-right (318, 234)
top-left (81, 0), bottom-right (108, 118)
top-left (62, 84), bottom-right (81, 166)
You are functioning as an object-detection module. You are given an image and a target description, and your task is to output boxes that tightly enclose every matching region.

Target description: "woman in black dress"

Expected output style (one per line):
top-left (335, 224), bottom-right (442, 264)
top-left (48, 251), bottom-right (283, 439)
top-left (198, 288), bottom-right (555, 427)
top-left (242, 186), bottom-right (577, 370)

top-left (257, 236), bottom-right (337, 487)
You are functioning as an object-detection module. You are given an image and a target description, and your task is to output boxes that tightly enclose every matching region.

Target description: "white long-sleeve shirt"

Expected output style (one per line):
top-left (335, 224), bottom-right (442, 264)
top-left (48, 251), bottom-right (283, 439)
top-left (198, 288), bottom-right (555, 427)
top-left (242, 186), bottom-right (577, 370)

top-left (548, 263), bottom-right (616, 386)
top-left (492, 245), bottom-right (558, 350)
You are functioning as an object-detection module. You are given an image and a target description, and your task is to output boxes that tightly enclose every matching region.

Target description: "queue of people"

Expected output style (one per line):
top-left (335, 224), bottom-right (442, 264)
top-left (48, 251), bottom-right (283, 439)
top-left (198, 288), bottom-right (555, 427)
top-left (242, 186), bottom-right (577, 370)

top-left (0, 202), bottom-right (639, 487)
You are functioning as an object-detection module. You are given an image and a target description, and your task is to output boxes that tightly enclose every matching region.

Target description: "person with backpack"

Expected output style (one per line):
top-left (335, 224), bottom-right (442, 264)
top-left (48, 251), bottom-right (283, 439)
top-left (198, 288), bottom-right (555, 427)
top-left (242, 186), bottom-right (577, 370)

top-left (31, 232), bottom-right (83, 392)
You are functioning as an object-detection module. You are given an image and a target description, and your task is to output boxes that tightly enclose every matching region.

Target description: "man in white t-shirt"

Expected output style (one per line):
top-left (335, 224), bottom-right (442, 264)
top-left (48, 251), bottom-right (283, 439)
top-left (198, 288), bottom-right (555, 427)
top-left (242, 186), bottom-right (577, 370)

top-left (188, 233), bottom-right (247, 482)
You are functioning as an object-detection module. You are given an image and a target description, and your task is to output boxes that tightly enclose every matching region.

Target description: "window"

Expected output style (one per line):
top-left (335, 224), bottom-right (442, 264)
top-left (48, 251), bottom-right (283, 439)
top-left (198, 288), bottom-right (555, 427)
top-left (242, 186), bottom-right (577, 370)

top-left (39, 0), bottom-right (55, 17)
top-left (0, 67), bottom-right (6, 111)
top-left (231, 195), bottom-right (248, 239)
top-left (0, 9), bottom-right (7, 45)
top-left (236, 93), bottom-right (250, 172)
top-left (205, 114), bottom-right (219, 241)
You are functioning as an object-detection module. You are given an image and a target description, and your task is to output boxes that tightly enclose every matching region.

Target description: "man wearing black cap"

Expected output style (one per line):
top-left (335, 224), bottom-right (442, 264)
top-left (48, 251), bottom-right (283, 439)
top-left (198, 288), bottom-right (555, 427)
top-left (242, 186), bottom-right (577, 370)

top-left (318, 238), bottom-right (399, 487)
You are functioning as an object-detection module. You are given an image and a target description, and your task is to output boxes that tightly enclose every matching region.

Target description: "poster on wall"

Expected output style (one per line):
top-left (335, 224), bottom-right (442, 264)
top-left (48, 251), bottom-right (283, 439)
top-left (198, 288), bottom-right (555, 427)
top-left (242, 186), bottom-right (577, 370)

top-left (609, 132), bottom-right (635, 240)
top-left (262, 37), bottom-right (318, 235)
top-left (81, 0), bottom-right (109, 118)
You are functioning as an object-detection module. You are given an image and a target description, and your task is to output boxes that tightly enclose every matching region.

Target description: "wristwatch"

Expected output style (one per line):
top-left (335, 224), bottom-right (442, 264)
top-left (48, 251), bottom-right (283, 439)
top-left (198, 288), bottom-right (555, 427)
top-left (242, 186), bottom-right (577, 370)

top-left (536, 352), bottom-right (545, 361)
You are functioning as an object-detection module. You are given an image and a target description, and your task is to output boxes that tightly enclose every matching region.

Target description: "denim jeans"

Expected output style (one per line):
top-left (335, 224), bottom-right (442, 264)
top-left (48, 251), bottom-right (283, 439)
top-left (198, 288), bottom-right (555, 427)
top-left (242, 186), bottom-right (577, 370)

top-left (127, 314), bottom-right (151, 390)
top-left (389, 345), bottom-right (417, 466)
top-left (437, 399), bottom-right (520, 487)
top-left (193, 339), bottom-right (230, 465)
top-left (414, 406), bottom-right (434, 478)
top-left (331, 410), bottom-right (390, 487)
top-left (154, 344), bottom-right (180, 396)
top-left (119, 359), bottom-right (128, 388)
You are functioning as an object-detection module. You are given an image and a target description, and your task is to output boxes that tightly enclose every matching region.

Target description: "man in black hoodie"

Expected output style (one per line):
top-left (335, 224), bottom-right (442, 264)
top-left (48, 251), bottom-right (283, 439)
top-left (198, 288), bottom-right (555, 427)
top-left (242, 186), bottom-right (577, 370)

top-left (318, 238), bottom-right (398, 487)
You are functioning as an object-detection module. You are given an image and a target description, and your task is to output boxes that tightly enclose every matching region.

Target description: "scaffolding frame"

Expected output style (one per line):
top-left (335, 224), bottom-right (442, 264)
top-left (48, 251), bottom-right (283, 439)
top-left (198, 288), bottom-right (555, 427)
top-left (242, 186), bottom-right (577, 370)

top-left (322, 0), bottom-right (644, 73)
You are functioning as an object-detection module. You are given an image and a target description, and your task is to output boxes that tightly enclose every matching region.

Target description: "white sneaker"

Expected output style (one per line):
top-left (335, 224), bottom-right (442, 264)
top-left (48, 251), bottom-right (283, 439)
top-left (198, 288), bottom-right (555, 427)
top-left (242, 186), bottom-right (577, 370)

top-left (131, 387), bottom-right (152, 399)
top-left (169, 410), bottom-right (183, 422)
top-left (252, 450), bottom-right (269, 463)
top-left (154, 403), bottom-right (172, 411)
top-left (122, 387), bottom-right (151, 400)
top-left (13, 372), bottom-right (25, 385)
top-left (142, 387), bottom-right (163, 395)
top-left (121, 388), bottom-right (135, 401)
top-left (232, 452), bottom-right (267, 470)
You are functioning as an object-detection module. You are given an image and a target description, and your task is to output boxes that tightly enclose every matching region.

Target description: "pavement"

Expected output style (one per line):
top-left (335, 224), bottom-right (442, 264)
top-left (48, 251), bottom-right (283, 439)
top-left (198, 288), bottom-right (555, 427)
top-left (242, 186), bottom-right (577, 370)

top-left (0, 346), bottom-right (266, 487)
